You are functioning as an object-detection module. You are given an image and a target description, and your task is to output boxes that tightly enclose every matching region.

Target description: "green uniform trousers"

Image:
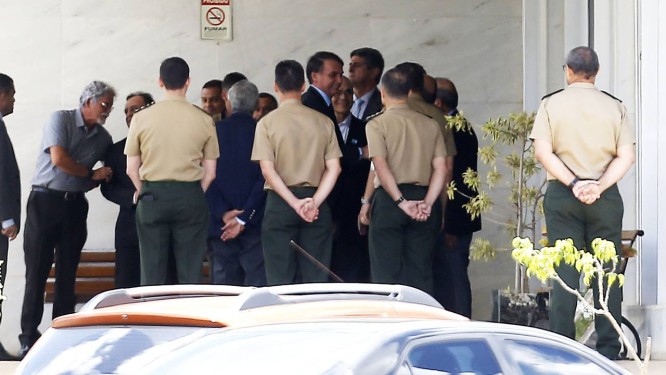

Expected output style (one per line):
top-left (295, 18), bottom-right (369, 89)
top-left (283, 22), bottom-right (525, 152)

top-left (544, 181), bottom-right (623, 359)
top-left (369, 185), bottom-right (441, 295)
top-left (136, 181), bottom-right (209, 285)
top-left (262, 188), bottom-right (332, 285)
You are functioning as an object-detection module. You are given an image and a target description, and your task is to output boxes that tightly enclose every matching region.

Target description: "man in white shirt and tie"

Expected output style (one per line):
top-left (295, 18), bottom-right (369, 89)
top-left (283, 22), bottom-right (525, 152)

top-left (348, 47), bottom-right (385, 121)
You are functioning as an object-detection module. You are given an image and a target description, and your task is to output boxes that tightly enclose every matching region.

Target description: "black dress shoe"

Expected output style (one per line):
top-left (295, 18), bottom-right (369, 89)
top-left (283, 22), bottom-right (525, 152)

top-left (16, 344), bottom-right (30, 360)
top-left (0, 343), bottom-right (21, 361)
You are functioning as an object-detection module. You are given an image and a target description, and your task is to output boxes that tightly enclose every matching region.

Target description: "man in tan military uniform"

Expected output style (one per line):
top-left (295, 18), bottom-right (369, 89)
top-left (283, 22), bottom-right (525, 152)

top-left (531, 46), bottom-right (635, 359)
top-left (125, 57), bottom-right (219, 285)
top-left (366, 66), bottom-right (447, 295)
top-left (251, 60), bottom-right (341, 285)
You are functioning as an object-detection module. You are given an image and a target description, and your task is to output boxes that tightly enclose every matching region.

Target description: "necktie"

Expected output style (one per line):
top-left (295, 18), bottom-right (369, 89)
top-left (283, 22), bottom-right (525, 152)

top-left (352, 98), bottom-right (365, 119)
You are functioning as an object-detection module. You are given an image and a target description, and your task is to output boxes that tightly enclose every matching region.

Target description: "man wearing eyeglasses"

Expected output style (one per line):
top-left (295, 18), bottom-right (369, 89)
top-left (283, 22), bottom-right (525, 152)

top-left (329, 75), bottom-right (370, 282)
top-left (19, 81), bottom-right (115, 358)
top-left (102, 91), bottom-right (154, 288)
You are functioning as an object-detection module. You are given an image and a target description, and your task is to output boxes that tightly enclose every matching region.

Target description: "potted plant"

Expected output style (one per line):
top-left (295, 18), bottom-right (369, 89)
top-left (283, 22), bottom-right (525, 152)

top-left (446, 111), bottom-right (548, 325)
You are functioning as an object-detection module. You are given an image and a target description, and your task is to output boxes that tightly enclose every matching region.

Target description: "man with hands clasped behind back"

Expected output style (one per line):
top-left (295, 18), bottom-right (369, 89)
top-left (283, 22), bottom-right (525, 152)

top-left (251, 60), bottom-right (341, 285)
top-left (366, 66), bottom-right (447, 295)
top-left (531, 46), bottom-right (635, 360)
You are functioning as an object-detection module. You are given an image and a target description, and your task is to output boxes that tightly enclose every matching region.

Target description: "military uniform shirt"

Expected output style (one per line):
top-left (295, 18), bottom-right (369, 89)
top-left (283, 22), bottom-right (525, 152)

top-left (408, 94), bottom-right (457, 157)
top-left (530, 82), bottom-right (635, 180)
top-left (366, 103), bottom-right (446, 187)
top-left (251, 98), bottom-right (342, 189)
top-left (125, 94), bottom-right (219, 181)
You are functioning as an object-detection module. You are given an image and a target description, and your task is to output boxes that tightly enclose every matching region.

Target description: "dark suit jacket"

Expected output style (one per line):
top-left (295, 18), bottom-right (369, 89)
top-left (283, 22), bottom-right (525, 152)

top-left (301, 86), bottom-right (344, 147)
top-left (359, 87), bottom-right (383, 122)
top-left (0, 116), bottom-right (21, 232)
top-left (206, 112), bottom-right (266, 238)
top-left (101, 138), bottom-right (139, 249)
top-left (337, 115), bottom-right (370, 220)
top-left (444, 110), bottom-right (482, 235)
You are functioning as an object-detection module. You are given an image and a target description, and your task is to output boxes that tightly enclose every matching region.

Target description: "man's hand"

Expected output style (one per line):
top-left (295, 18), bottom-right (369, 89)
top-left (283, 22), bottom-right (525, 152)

top-left (358, 202), bottom-right (371, 226)
top-left (292, 198), bottom-right (319, 222)
top-left (92, 166), bottom-right (113, 183)
top-left (223, 209), bottom-right (244, 224)
top-left (573, 181), bottom-right (601, 205)
top-left (300, 199), bottom-right (320, 222)
top-left (221, 219), bottom-right (244, 241)
top-left (398, 200), bottom-right (423, 220)
top-left (415, 201), bottom-right (432, 222)
top-left (1, 224), bottom-right (18, 240)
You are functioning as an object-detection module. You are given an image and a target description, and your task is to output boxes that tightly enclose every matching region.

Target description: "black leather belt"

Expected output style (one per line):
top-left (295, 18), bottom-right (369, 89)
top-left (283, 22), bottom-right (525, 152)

top-left (32, 186), bottom-right (84, 200)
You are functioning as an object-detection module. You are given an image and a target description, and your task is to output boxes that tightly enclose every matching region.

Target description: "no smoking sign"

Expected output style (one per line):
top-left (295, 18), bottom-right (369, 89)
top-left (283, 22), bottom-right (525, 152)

top-left (201, 0), bottom-right (232, 41)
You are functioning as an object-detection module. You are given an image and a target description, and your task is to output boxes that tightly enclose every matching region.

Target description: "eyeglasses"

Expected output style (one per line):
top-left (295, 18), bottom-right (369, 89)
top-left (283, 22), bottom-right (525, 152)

top-left (562, 64), bottom-right (567, 71)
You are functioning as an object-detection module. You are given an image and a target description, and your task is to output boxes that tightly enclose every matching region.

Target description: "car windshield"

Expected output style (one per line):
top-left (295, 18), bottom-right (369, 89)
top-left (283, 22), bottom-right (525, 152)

top-left (19, 325), bottom-right (215, 375)
top-left (142, 321), bottom-right (408, 375)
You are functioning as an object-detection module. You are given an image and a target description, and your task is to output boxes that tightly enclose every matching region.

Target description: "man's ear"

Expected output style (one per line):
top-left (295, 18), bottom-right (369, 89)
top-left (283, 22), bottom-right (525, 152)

top-left (158, 77), bottom-right (165, 88)
top-left (300, 82), bottom-right (307, 94)
top-left (434, 98), bottom-right (442, 108)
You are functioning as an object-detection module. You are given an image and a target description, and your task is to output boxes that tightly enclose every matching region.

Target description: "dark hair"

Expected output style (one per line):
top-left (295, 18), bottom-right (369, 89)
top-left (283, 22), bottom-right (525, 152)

top-left (565, 46), bottom-right (599, 79)
top-left (394, 62), bottom-right (425, 93)
top-left (380, 67), bottom-right (410, 99)
top-left (350, 47), bottom-right (385, 84)
top-left (258, 92), bottom-right (278, 109)
top-left (275, 60), bottom-right (305, 93)
top-left (222, 72), bottom-right (247, 91)
top-left (436, 78), bottom-right (459, 110)
top-left (0, 73), bottom-right (14, 94)
top-left (305, 51), bottom-right (344, 84)
top-left (126, 91), bottom-right (155, 105)
top-left (159, 57), bottom-right (190, 90)
top-left (202, 79), bottom-right (223, 90)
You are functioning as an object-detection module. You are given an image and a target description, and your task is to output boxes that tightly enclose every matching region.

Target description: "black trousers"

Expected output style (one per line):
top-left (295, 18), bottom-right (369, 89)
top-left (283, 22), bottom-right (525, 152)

top-left (0, 234), bottom-right (8, 327)
top-left (20, 189), bottom-right (88, 347)
top-left (114, 208), bottom-right (140, 288)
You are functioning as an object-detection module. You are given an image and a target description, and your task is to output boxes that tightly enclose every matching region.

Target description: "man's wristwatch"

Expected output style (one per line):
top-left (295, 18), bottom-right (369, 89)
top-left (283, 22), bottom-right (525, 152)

top-left (395, 196), bottom-right (405, 205)
top-left (361, 198), bottom-right (370, 205)
top-left (568, 177), bottom-right (579, 189)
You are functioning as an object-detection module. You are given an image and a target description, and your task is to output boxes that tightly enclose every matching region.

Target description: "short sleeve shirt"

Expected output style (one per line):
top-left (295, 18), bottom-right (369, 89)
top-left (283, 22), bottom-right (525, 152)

top-left (408, 94), bottom-right (457, 157)
top-left (366, 104), bottom-right (446, 187)
top-left (530, 82), bottom-right (635, 180)
top-left (251, 99), bottom-right (342, 189)
top-left (125, 94), bottom-right (219, 181)
top-left (31, 109), bottom-right (112, 192)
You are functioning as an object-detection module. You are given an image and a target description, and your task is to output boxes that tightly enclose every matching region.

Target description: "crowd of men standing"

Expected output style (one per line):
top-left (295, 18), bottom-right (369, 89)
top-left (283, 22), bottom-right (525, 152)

top-left (2, 45), bottom-right (633, 361)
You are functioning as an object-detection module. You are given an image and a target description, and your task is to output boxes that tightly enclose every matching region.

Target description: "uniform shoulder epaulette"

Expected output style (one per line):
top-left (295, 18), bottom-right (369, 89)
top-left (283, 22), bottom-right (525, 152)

top-left (541, 88), bottom-right (564, 100)
top-left (601, 90), bottom-right (622, 103)
top-left (133, 101), bottom-right (154, 114)
top-left (365, 109), bottom-right (385, 122)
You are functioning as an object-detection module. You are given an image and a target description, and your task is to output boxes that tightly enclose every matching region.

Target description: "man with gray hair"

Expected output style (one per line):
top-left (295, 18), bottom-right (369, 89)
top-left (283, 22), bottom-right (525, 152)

top-left (206, 80), bottom-right (267, 286)
top-left (19, 81), bottom-right (115, 357)
top-left (532, 46), bottom-right (635, 359)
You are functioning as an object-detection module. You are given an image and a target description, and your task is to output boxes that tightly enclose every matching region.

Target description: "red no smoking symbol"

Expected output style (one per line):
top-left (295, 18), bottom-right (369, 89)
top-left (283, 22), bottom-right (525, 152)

top-left (206, 7), bottom-right (225, 26)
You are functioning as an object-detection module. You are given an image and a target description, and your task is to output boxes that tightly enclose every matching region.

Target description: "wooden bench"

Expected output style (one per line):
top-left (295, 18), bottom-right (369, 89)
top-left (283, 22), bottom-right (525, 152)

top-left (45, 251), bottom-right (116, 303)
top-left (45, 250), bottom-right (211, 303)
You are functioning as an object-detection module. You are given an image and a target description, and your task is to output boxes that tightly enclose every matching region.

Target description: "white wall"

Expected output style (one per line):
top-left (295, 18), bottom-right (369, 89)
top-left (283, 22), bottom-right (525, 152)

top-left (0, 0), bottom-right (523, 351)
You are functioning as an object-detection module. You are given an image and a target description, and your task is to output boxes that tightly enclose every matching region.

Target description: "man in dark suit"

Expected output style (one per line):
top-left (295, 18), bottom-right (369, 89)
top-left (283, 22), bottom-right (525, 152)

top-left (301, 51), bottom-right (345, 148)
top-left (330, 76), bottom-right (370, 282)
top-left (348, 47), bottom-right (384, 121)
top-left (0, 73), bottom-right (20, 360)
top-left (101, 91), bottom-right (154, 288)
top-left (206, 80), bottom-right (267, 286)
top-left (432, 78), bottom-right (481, 318)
